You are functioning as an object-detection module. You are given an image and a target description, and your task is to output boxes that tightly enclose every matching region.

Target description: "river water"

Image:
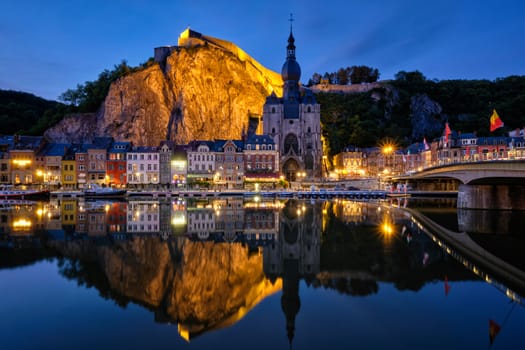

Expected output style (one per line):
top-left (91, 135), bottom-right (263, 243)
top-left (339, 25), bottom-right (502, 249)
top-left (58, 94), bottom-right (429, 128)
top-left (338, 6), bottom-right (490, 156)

top-left (0, 196), bottom-right (524, 350)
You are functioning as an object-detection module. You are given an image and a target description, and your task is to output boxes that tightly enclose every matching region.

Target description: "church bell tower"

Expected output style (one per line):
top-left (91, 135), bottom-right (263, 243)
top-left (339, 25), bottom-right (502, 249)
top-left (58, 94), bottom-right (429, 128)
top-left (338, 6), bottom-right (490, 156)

top-left (262, 16), bottom-right (322, 181)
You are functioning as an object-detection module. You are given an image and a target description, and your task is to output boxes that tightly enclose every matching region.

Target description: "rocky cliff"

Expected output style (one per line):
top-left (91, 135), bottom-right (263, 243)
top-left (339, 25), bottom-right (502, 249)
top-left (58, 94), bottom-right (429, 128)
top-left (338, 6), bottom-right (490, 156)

top-left (45, 29), bottom-right (283, 146)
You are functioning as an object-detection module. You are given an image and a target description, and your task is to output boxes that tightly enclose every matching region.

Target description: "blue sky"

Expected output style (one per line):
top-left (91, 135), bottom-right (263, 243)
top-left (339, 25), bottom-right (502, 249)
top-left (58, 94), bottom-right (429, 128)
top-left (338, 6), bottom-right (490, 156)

top-left (1, 0), bottom-right (524, 101)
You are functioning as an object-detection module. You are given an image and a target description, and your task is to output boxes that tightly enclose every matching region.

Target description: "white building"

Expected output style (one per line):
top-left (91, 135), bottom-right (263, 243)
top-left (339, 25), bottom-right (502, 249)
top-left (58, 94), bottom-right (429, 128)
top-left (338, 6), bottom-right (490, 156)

top-left (126, 146), bottom-right (160, 185)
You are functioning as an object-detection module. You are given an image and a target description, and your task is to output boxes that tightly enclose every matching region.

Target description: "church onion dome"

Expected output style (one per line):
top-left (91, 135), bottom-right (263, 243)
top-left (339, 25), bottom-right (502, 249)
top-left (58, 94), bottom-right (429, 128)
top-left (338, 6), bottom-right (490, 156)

top-left (281, 59), bottom-right (301, 82)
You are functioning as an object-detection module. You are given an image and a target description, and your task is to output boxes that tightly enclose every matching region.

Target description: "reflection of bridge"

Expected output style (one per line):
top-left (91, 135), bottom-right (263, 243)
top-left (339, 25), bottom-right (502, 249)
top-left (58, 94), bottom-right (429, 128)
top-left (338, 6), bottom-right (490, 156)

top-left (398, 206), bottom-right (525, 302)
top-left (394, 160), bottom-right (525, 209)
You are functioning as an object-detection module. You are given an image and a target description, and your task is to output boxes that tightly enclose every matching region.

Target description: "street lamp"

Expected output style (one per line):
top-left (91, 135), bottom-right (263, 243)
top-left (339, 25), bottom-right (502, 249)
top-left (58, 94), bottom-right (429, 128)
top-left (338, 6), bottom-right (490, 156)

top-left (381, 143), bottom-right (395, 175)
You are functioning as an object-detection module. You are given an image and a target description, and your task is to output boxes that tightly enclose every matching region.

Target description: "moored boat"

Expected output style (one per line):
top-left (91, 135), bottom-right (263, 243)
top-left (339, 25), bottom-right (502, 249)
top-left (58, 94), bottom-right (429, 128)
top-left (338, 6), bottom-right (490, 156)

top-left (84, 184), bottom-right (127, 198)
top-left (0, 185), bottom-right (50, 200)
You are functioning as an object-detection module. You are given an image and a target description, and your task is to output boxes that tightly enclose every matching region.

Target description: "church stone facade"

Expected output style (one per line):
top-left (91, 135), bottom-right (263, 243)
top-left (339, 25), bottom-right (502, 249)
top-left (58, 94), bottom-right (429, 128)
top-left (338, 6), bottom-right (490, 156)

top-left (263, 29), bottom-right (323, 181)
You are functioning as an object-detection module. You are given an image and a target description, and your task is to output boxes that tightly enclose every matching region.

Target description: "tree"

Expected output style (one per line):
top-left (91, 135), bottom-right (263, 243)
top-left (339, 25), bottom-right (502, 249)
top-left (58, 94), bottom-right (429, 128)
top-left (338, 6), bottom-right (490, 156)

top-left (308, 73), bottom-right (322, 86)
top-left (58, 60), bottom-right (147, 113)
top-left (350, 65), bottom-right (380, 84)
top-left (336, 67), bottom-right (349, 85)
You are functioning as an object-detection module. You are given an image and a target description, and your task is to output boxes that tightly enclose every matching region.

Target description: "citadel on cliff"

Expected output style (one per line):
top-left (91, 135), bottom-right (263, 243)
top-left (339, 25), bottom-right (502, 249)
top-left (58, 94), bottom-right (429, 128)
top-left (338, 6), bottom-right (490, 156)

top-left (155, 26), bottom-right (324, 181)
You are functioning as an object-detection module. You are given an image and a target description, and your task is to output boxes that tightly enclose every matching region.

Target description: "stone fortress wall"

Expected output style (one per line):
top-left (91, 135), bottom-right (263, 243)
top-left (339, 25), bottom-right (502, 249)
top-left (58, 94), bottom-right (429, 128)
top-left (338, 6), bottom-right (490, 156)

top-left (155, 28), bottom-right (283, 97)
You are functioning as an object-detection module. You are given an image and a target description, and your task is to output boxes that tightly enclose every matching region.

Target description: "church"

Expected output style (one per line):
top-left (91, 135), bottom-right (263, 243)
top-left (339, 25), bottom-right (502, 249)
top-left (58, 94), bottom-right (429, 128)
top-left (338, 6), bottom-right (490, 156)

top-left (262, 25), bottom-right (323, 181)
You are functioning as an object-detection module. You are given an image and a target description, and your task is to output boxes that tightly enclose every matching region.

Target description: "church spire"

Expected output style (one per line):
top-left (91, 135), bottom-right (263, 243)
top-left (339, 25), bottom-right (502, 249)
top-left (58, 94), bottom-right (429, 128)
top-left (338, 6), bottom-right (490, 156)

top-left (287, 13), bottom-right (296, 60)
top-left (281, 14), bottom-right (301, 100)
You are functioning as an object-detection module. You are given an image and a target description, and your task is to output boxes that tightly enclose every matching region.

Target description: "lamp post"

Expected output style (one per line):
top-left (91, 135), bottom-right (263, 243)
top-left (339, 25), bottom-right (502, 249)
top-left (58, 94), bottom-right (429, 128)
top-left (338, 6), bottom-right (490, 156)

top-left (382, 144), bottom-right (395, 175)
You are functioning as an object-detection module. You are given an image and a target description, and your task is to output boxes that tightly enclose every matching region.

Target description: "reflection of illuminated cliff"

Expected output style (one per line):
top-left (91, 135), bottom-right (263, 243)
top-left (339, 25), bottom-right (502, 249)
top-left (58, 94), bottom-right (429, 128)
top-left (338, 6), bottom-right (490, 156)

top-left (263, 200), bottom-right (322, 345)
top-left (47, 235), bottom-right (281, 342)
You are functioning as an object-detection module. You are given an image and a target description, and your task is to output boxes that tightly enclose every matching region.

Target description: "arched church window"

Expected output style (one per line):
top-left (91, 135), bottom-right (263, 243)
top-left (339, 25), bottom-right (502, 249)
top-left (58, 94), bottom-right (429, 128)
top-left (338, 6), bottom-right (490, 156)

top-left (284, 134), bottom-right (299, 155)
top-left (272, 128), bottom-right (275, 134)
top-left (272, 107), bottom-right (276, 113)
top-left (307, 127), bottom-right (311, 133)
top-left (307, 106), bottom-right (311, 113)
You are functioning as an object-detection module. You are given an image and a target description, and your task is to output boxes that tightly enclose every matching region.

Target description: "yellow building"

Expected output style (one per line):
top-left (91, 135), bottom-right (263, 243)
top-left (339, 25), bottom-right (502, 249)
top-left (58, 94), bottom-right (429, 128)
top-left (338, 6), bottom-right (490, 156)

top-left (61, 153), bottom-right (77, 190)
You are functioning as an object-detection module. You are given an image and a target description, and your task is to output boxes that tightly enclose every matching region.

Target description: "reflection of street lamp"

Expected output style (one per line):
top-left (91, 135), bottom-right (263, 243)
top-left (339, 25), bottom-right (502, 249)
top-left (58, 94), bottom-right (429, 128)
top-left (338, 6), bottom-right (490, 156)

top-left (36, 169), bottom-right (43, 188)
top-left (296, 171), bottom-right (306, 189)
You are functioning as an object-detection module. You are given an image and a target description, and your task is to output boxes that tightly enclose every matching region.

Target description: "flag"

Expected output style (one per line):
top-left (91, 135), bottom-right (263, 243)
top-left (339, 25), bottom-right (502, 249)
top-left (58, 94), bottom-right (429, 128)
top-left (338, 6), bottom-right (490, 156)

top-left (490, 109), bottom-right (504, 132)
top-left (489, 319), bottom-right (501, 345)
top-left (423, 137), bottom-right (430, 150)
top-left (444, 122), bottom-right (451, 143)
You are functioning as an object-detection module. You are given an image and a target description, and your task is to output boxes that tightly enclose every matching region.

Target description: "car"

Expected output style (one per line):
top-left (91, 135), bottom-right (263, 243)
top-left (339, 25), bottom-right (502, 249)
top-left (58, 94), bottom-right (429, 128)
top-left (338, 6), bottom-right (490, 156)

top-left (347, 186), bottom-right (360, 191)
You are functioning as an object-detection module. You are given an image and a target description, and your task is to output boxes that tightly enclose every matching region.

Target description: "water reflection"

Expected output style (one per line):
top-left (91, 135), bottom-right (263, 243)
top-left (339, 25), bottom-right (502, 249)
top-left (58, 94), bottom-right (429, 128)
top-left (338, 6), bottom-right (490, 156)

top-left (1, 197), bottom-right (524, 345)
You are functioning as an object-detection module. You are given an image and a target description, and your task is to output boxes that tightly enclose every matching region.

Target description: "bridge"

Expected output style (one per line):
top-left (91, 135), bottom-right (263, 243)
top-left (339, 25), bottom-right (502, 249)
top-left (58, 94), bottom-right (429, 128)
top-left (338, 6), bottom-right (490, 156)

top-left (394, 159), bottom-right (525, 184)
top-left (393, 160), bottom-right (525, 209)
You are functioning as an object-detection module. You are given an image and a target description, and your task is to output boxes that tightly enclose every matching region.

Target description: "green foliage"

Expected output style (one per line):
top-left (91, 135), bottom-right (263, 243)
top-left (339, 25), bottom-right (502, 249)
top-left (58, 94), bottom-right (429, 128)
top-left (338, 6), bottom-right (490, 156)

top-left (391, 73), bottom-right (525, 137)
top-left (308, 66), bottom-right (380, 86)
top-left (317, 72), bottom-right (525, 156)
top-left (0, 89), bottom-right (66, 135)
top-left (1, 58), bottom-right (157, 136)
top-left (318, 89), bottom-right (393, 156)
top-left (59, 59), bottom-right (155, 113)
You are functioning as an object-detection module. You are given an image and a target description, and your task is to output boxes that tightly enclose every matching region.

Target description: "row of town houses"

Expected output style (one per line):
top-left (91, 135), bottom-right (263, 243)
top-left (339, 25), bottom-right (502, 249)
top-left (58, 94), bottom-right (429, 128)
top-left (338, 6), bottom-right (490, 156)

top-left (0, 134), bottom-right (280, 189)
top-left (334, 131), bottom-right (525, 179)
top-left (2, 130), bottom-right (525, 188)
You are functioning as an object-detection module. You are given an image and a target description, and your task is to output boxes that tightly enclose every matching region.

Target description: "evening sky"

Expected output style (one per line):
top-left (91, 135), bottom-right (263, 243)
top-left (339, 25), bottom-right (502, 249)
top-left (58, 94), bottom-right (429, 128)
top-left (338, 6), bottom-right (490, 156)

top-left (1, 0), bottom-right (524, 100)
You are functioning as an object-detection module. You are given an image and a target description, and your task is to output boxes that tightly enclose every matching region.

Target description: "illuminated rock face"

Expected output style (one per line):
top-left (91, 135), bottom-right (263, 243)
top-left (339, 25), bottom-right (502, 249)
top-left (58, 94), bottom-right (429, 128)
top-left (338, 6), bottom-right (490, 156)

top-left (46, 33), bottom-right (283, 146)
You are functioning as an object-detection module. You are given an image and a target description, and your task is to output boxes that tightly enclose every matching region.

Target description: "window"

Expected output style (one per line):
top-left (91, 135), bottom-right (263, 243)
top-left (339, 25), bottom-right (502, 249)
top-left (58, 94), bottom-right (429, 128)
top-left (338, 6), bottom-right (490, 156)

top-left (284, 134), bottom-right (299, 154)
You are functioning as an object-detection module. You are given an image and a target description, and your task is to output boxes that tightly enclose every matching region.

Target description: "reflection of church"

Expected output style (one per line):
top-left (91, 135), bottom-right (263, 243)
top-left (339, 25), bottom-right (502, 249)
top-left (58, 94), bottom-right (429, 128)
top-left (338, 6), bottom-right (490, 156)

top-left (263, 200), bottom-right (321, 346)
top-left (263, 25), bottom-right (322, 181)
